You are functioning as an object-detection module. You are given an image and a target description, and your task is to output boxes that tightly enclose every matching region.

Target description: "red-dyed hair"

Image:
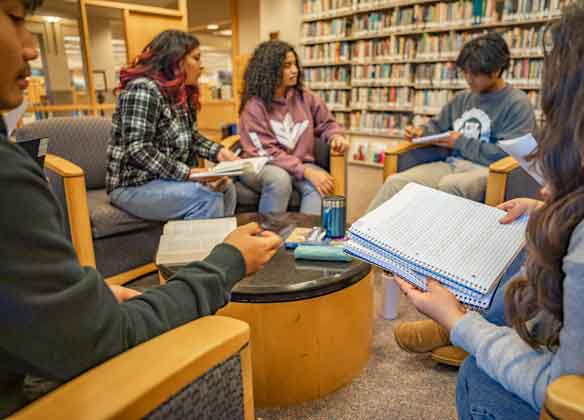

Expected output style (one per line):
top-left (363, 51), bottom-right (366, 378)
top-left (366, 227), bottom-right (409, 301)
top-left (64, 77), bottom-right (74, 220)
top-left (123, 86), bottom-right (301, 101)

top-left (117, 30), bottom-right (201, 110)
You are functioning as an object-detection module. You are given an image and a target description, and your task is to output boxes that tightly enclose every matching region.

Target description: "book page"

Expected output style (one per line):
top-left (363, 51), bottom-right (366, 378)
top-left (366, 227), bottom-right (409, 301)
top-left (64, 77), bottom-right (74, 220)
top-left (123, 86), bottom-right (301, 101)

top-left (157, 218), bottom-right (237, 266)
top-left (163, 217), bottom-right (236, 236)
top-left (498, 134), bottom-right (543, 185)
top-left (351, 183), bottom-right (527, 294)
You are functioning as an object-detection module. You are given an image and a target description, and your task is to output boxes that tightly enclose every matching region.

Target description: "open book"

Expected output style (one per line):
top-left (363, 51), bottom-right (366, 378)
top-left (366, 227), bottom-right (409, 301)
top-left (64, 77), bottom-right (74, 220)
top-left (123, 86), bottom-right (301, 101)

top-left (189, 157), bottom-right (269, 179)
top-left (343, 183), bottom-right (528, 309)
top-left (156, 217), bottom-right (237, 266)
top-left (498, 133), bottom-right (543, 185)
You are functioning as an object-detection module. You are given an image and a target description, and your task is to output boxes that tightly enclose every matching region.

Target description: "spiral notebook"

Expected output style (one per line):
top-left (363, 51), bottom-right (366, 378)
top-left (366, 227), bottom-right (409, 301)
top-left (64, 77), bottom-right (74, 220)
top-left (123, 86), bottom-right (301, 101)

top-left (344, 183), bottom-right (528, 309)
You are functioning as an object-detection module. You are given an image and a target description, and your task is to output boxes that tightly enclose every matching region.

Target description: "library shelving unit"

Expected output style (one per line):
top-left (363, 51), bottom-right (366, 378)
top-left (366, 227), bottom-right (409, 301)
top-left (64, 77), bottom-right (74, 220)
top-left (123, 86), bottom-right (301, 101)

top-left (301, 0), bottom-right (562, 168)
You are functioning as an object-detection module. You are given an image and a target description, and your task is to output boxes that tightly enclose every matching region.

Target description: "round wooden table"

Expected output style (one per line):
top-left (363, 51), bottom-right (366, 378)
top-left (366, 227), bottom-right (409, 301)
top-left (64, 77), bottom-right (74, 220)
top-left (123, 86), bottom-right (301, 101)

top-left (159, 213), bottom-right (373, 407)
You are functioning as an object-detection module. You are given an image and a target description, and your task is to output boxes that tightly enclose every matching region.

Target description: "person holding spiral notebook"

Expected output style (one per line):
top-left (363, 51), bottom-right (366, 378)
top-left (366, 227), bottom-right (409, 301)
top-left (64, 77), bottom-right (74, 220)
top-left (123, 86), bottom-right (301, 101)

top-left (394, 7), bottom-right (584, 419)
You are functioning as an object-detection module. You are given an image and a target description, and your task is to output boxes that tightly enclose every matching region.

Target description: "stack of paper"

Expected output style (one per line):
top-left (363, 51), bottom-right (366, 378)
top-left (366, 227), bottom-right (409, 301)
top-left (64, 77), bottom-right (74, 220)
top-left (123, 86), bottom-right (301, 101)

top-left (156, 217), bottom-right (237, 266)
top-left (343, 183), bottom-right (527, 309)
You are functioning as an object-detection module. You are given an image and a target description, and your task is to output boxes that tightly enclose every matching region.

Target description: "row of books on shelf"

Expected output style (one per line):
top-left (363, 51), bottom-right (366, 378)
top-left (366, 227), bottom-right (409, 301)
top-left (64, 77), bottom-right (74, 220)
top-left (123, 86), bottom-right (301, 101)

top-left (302, 32), bottom-right (544, 63)
top-left (305, 67), bottom-right (351, 86)
top-left (350, 141), bottom-right (387, 165)
top-left (302, 0), bottom-right (564, 22)
top-left (302, 42), bottom-right (351, 64)
top-left (351, 86), bottom-right (413, 107)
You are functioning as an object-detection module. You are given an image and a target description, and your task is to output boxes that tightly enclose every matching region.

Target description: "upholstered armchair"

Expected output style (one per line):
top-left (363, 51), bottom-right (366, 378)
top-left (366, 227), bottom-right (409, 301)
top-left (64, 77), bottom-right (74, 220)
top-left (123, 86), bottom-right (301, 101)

top-left (383, 142), bottom-right (541, 206)
top-left (11, 316), bottom-right (254, 420)
top-left (221, 134), bottom-right (346, 213)
top-left (15, 117), bottom-right (162, 285)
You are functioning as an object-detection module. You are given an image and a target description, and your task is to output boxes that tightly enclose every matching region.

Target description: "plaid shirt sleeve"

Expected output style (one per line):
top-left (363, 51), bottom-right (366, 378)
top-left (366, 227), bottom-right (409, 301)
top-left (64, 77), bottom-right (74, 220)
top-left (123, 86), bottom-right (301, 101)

top-left (192, 129), bottom-right (222, 163)
top-left (119, 82), bottom-right (190, 181)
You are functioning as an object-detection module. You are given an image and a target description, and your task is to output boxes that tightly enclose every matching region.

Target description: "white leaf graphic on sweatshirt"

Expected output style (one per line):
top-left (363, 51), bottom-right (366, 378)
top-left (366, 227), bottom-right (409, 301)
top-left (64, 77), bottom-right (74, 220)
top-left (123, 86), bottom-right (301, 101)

top-left (269, 113), bottom-right (309, 151)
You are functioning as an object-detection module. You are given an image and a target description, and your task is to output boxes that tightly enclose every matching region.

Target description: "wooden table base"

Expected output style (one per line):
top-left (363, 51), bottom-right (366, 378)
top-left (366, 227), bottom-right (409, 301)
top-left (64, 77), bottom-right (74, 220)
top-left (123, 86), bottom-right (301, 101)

top-left (218, 273), bottom-right (374, 407)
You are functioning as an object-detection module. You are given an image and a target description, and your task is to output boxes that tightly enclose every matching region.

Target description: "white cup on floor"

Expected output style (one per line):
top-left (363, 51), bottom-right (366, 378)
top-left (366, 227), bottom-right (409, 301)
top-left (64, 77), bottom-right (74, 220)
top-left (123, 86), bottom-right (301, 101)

top-left (381, 273), bottom-right (400, 320)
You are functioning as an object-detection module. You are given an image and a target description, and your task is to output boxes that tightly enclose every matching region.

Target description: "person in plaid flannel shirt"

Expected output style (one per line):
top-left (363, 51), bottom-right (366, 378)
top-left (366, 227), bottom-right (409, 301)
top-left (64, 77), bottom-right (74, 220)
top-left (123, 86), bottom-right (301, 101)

top-left (106, 30), bottom-right (239, 220)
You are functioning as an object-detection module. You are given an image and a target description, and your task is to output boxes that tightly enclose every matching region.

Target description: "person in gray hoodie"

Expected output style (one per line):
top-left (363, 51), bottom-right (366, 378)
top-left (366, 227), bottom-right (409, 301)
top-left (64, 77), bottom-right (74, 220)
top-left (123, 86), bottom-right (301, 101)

top-left (395, 6), bottom-right (584, 418)
top-left (368, 32), bottom-right (536, 211)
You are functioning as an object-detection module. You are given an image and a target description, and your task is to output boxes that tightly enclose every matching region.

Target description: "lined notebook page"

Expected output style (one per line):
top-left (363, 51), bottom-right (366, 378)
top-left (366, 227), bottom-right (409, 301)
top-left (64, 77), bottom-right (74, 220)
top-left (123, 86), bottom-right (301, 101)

top-left (351, 183), bottom-right (527, 294)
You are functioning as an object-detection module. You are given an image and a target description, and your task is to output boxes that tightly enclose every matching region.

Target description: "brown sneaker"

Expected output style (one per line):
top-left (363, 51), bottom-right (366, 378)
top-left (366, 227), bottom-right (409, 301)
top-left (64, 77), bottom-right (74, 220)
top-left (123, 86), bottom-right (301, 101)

top-left (431, 345), bottom-right (469, 367)
top-left (394, 320), bottom-right (451, 353)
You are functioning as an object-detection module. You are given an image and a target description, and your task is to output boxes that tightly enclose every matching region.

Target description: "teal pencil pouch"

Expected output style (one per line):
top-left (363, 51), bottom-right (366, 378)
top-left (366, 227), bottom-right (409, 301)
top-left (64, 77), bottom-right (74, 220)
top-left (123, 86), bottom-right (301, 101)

top-left (293, 245), bottom-right (352, 262)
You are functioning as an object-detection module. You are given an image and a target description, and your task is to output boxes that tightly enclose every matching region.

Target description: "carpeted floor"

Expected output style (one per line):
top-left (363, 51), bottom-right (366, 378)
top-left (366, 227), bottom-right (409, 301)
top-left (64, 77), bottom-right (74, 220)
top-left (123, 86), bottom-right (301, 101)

top-left (130, 273), bottom-right (459, 420)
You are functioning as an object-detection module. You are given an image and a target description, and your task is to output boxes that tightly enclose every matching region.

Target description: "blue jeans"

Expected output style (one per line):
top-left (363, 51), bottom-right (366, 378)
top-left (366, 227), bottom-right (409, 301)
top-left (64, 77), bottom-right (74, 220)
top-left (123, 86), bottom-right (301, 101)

top-left (456, 250), bottom-right (538, 420)
top-left (110, 179), bottom-right (237, 221)
top-left (240, 163), bottom-right (324, 215)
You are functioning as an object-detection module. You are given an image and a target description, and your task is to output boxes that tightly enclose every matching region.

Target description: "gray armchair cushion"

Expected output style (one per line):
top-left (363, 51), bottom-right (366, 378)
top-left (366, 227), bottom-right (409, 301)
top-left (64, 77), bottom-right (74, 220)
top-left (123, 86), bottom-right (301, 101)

top-left (86, 190), bottom-right (161, 239)
top-left (15, 117), bottom-right (112, 190)
top-left (504, 167), bottom-right (541, 201)
top-left (93, 226), bottom-right (162, 278)
top-left (145, 354), bottom-right (244, 420)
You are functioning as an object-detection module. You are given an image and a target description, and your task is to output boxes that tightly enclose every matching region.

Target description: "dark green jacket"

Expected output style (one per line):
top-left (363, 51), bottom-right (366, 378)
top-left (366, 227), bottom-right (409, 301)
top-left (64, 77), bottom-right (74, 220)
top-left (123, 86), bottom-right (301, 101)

top-left (0, 120), bottom-right (245, 417)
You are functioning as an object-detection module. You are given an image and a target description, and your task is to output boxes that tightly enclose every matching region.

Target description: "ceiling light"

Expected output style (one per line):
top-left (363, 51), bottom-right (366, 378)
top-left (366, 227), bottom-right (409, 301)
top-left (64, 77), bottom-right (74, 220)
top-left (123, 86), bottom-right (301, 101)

top-left (44, 16), bottom-right (61, 23)
top-left (207, 24), bottom-right (219, 30)
top-left (218, 29), bottom-right (232, 36)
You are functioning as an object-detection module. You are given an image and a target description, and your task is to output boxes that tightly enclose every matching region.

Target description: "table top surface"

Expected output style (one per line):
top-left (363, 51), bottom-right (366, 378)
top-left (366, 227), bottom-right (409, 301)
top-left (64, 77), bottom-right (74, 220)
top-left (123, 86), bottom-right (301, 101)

top-left (160, 212), bottom-right (370, 303)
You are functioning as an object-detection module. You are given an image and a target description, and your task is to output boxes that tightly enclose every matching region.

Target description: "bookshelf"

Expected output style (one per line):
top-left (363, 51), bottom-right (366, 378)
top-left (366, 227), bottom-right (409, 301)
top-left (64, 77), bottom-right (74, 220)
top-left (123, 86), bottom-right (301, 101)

top-left (301, 0), bottom-right (563, 167)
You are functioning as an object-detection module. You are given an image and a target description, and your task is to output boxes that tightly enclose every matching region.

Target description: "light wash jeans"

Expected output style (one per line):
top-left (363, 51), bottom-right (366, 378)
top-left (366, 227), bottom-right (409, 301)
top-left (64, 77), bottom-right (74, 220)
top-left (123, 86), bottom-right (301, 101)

top-left (368, 157), bottom-right (489, 212)
top-left (239, 163), bottom-right (325, 215)
top-left (456, 250), bottom-right (538, 420)
top-left (110, 179), bottom-right (236, 221)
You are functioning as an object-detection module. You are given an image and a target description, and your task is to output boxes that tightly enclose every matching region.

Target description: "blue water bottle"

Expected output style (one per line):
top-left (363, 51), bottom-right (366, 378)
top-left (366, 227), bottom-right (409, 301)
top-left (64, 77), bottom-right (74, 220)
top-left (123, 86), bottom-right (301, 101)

top-left (321, 196), bottom-right (346, 238)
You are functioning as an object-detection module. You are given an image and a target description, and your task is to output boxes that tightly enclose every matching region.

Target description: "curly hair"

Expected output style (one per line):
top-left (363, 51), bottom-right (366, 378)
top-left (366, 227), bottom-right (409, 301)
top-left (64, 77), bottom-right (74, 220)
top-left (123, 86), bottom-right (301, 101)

top-left (505, 0), bottom-right (584, 350)
top-left (239, 40), bottom-right (304, 114)
top-left (117, 30), bottom-right (201, 110)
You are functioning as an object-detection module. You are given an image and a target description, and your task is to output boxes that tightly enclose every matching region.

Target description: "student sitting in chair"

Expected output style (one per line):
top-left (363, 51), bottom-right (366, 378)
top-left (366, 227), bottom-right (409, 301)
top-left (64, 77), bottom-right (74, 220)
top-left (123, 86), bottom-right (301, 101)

top-left (238, 40), bottom-right (349, 215)
top-left (395, 8), bottom-right (584, 419)
top-left (368, 32), bottom-right (536, 211)
top-left (106, 30), bottom-right (239, 221)
top-left (0, 2), bottom-right (281, 416)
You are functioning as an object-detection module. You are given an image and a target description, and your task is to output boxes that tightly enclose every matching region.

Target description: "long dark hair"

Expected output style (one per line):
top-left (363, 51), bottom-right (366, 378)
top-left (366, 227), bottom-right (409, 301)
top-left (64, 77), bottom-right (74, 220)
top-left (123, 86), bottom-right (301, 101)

top-left (117, 30), bottom-right (200, 109)
top-left (505, 1), bottom-right (584, 350)
top-left (239, 40), bottom-right (304, 114)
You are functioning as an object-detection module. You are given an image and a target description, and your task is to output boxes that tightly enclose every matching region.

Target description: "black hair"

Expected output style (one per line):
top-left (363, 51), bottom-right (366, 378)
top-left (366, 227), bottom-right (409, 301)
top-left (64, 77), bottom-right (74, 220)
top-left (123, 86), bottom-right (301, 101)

top-left (23, 0), bottom-right (43, 13)
top-left (455, 32), bottom-right (511, 77)
top-left (239, 40), bottom-right (304, 114)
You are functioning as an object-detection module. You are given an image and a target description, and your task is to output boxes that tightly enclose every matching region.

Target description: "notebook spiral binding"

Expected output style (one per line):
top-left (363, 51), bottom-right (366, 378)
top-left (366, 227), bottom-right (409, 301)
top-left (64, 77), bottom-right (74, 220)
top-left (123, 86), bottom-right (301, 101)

top-left (351, 225), bottom-right (488, 294)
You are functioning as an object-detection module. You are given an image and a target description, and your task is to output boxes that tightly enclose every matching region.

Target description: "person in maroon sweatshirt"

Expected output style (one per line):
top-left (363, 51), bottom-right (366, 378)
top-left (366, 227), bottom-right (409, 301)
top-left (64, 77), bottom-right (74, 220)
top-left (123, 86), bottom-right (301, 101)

top-left (238, 40), bottom-right (349, 215)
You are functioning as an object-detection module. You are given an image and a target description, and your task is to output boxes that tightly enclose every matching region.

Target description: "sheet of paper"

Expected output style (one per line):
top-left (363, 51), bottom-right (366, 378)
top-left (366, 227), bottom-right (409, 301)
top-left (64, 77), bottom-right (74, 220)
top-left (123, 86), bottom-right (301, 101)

top-left (3, 101), bottom-right (27, 136)
top-left (498, 134), bottom-right (544, 185)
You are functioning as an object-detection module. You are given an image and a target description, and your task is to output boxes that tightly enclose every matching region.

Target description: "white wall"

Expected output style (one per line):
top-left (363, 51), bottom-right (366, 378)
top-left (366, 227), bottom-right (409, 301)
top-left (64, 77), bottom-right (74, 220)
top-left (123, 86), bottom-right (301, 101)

top-left (259, 0), bottom-right (302, 48)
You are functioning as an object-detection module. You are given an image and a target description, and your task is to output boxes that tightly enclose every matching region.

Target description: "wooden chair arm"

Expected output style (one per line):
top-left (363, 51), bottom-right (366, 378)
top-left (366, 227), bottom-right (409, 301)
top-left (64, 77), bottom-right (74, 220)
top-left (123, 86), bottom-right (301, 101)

top-left (541, 375), bottom-right (584, 420)
top-left (220, 134), bottom-right (241, 151)
top-left (488, 156), bottom-right (520, 174)
top-left (45, 153), bottom-right (84, 177)
top-left (44, 153), bottom-right (96, 267)
top-left (330, 152), bottom-right (346, 196)
top-left (384, 141), bottom-right (430, 157)
top-left (484, 156), bottom-right (520, 207)
top-left (12, 316), bottom-right (253, 420)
